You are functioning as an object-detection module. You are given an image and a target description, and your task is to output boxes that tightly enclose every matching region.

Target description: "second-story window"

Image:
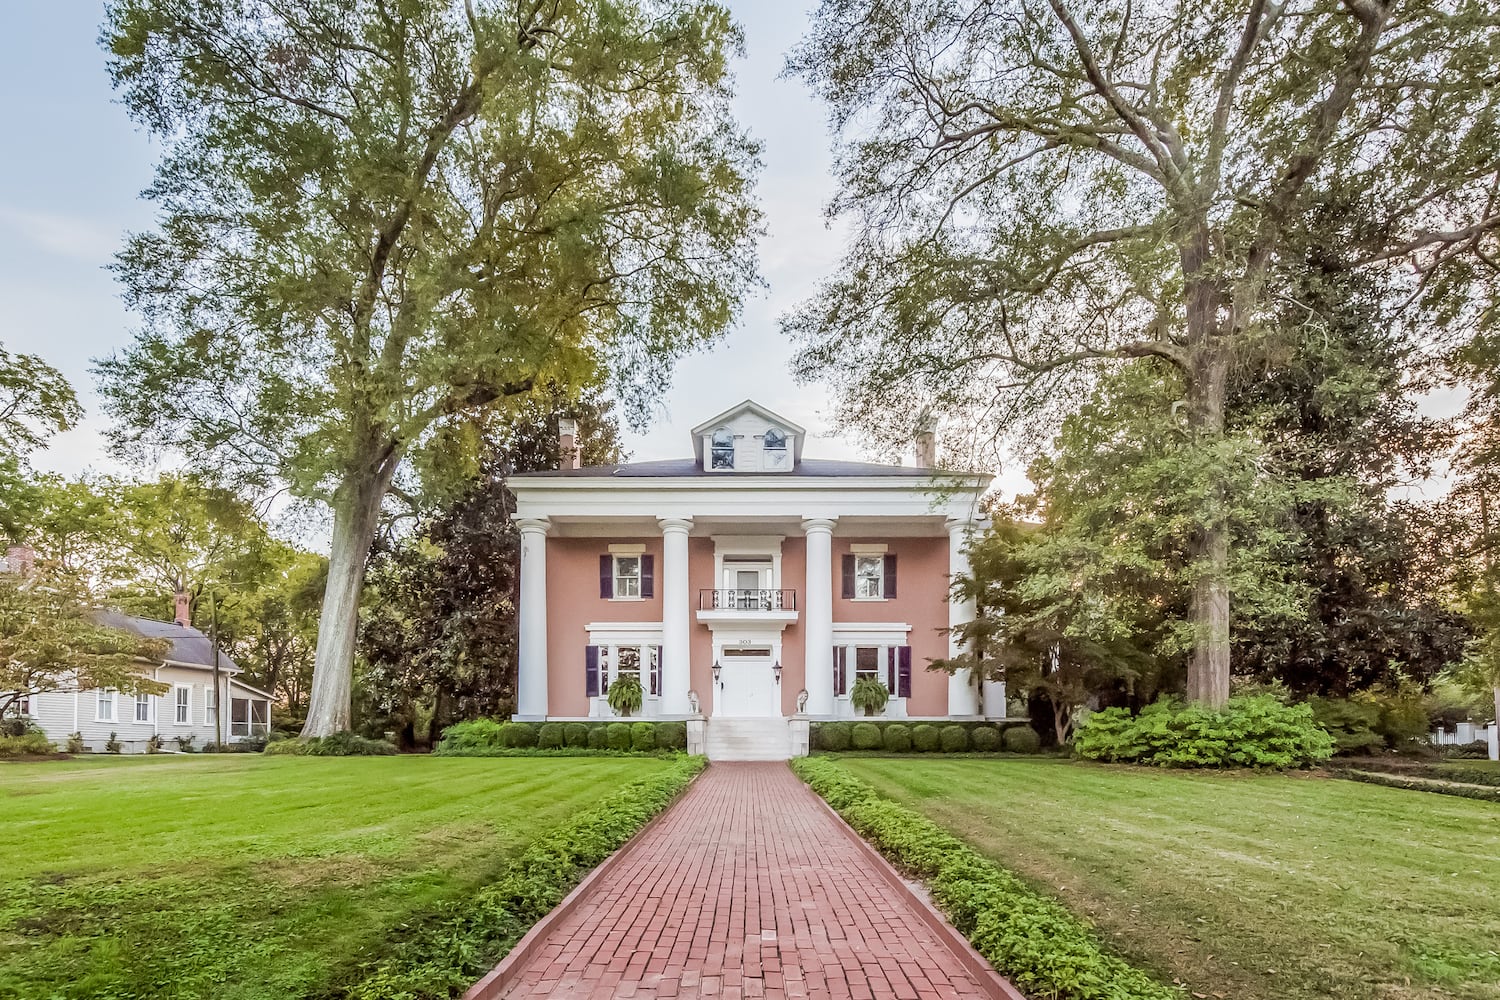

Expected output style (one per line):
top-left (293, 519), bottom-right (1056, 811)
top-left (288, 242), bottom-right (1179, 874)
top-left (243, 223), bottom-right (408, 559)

top-left (763, 427), bottom-right (788, 469)
top-left (710, 427), bottom-right (735, 470)
top-left (854, 555), bottom-right (884, 599)
top-left (614, 555), bottom-right (641, 598)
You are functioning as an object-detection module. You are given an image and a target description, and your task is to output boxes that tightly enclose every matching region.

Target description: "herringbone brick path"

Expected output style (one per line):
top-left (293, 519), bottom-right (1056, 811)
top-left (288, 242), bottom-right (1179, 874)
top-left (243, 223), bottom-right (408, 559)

top-left (499, 762), bottom-right (989, 999)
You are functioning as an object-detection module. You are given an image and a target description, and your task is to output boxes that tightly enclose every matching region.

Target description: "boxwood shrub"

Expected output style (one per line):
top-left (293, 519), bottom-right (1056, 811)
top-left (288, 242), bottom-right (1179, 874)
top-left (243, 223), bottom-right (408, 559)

top-left (630, 722), bottom-right (656, 753)
top-left (911, 724), bottom-right (940, 753)
top-left (970, 726), bottom-right (1001, 752)
top-left (606, 722), bottom-right (633, 751)
top-left (655, 721), bottom-right (688, 751)
top-left (1003, 726), bottom-right (1041, 754)
top-left (564, 723), bottom-right (591, 748)
top-left (537, 723), bottom-right (565, 749)
top-left (792, 758), bottom-right (1178, 1000)
top-left (1074, 694), bottom-right (1334, 768)
top-left (939, 725), bottom-right (968, 753)
top-left (851, 722), bottom-right (882, 750)
top-left (818, 721), bottom-right (852, 751)
top-left (587, 726), bottom-right (609, 750)
top-left (882, 723), bottom-right (912, 753)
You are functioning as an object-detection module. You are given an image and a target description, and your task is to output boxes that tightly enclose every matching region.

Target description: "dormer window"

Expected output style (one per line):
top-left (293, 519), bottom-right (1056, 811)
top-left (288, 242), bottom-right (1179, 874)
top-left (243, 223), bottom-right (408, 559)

top-left (762, 428), bottom-right (789, 470)
top-left (710, 427), bottom-right (735, 470)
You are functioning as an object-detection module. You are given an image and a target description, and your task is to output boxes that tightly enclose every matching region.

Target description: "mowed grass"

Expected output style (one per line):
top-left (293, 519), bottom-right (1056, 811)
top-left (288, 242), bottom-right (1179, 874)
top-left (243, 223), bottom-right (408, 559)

top-left (839, 757), bottom-right (1500, 1000)
top-left (0, 754), bottom-right (671, 1000)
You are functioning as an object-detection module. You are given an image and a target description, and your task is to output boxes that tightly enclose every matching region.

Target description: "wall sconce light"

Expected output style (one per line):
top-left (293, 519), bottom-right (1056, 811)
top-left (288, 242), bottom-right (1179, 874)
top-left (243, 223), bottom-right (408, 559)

top-left (773, 661), bottom-right (782, 685)
top-left (712, 661), bottom-right (722, 686)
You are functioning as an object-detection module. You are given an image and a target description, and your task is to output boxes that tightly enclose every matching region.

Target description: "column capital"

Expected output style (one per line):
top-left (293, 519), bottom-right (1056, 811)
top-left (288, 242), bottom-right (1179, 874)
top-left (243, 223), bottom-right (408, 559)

top-left (801, 516), bottom-right (838, 534)
top-left (657, 516), bottom-right (695, 534)
top-left (945, 515), bottom-right (981, 537)
top-left (514, 516), bottom-right (551, 536)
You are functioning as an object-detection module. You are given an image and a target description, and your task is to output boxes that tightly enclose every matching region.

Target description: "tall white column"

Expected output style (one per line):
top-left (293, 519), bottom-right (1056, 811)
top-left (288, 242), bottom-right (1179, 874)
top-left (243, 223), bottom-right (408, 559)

top-left (947, 518), bottom-right (982, 717)
top-left (658, 517), bottom-right (694, 716)
top-left (802, 517), bottom-right (837, 716)
top-left (515, 516), bottom-right (550, 720)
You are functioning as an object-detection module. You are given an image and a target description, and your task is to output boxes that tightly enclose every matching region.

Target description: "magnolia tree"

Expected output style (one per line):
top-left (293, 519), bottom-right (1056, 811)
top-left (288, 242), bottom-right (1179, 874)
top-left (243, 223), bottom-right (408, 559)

top-left (787, 0), bottom-right (1500, 706)
top-left (98, 0), bottom-right (762, 735)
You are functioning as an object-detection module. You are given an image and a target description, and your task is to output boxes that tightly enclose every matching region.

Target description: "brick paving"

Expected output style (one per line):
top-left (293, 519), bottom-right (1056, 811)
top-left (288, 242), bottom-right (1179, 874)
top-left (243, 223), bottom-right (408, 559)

top-left (499, 762), bottom-right (991, 999)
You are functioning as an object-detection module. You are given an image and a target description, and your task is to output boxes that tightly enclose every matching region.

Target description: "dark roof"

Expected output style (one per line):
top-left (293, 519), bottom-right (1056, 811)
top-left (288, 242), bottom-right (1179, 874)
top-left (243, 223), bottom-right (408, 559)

top-left (511, 458), bottom-right (987, 480)
top-left (91, 610), bottom-right (242, 672)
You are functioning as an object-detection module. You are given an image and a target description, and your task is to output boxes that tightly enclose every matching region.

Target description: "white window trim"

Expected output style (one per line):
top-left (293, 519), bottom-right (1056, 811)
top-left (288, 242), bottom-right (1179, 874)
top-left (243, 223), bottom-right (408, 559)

top-left (134, 691), bottom-right (154, 724)
top-left (610, 553), bottom-right (644, 601)
top-left (204, 687), bottom-right (217, 727)
top-left (852, 553), bottom-right (886, 602)
top-left (173, 684), bottom-right (193, 726)
top-left (95, 690), bottom-right (116, 723)
top-left (712, 536), bottom-right (784, 594)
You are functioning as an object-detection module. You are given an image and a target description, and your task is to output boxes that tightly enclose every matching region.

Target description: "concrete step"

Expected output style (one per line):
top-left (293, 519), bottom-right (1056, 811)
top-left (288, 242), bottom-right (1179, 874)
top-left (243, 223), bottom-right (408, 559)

top-left (706, 717), bottom-right (792, 761)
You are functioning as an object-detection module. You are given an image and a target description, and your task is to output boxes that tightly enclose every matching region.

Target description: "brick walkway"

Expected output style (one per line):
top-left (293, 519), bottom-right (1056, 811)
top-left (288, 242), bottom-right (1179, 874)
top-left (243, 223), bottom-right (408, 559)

top-left (498, 762), bottom-right (992, 999)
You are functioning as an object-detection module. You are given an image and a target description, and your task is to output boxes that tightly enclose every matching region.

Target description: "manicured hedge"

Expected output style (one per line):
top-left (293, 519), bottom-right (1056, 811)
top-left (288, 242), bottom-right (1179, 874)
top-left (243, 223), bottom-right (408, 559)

top-left (1003, 726), bottom-right (1041, 754)
top-left (346, 756), bottom-right (706, 999)
top-left (263, 732), bottom-right (398, 756)
top-left (851, 722), bottom-right (883, 750)
top-left (810, 720), bottom-right (1028, 755)
top-left (792, 758), bottom-right (1179, 1000)
top-left (437, 719), bottom-right (692, 757)
top-left (1340, 768), bottom-right (1500, 802)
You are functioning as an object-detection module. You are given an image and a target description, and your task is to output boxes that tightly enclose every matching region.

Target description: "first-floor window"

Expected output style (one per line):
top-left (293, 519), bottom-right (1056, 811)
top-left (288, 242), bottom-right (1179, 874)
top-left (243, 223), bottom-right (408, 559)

top-left (175, 686), bottom-right (191, 724)
top-left (853, 646), bottom-right (881, 682)
top-left (231, 698), bottom-right (268, 737)
top-left (590, 643), bottom-right (662, 698)
top-left (96, 690), bottom-right (115, 722)
top-left (205, 688), bottom-right (217, 725)
top-left (135, 692), bottom-right (152, 722)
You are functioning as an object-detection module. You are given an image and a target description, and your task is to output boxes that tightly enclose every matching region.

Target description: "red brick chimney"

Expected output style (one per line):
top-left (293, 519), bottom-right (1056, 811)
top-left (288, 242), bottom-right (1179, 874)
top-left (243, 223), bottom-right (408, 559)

top-left (174, 590), bottom-right (191, 627)
top-left (558, 416), bottom-right (580, 470)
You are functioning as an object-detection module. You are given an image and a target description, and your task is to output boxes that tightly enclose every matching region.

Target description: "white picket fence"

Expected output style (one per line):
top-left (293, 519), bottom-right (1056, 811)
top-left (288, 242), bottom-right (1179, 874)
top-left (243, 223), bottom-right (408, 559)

top-left (1429, 721), bottom-right (1500, 761)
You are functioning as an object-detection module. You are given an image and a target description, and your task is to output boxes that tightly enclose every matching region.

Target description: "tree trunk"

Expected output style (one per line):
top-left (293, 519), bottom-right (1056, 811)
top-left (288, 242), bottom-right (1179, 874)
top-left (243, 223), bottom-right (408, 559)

top-left (1184, 337), bottom-right (1232, 708)
top-left (301, 456), bottom-right (397, 737)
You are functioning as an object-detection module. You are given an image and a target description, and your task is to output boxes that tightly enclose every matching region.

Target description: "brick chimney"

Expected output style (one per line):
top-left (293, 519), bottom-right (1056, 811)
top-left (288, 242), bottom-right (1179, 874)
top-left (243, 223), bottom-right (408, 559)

top-left (174, 590), bottom-right (191, 627)
top-left (558, 416), bottom-right (581, 470)
top-left (913, 409), bottom-right (937, 469)
top-left (5, 544), bottom-right (36, 577)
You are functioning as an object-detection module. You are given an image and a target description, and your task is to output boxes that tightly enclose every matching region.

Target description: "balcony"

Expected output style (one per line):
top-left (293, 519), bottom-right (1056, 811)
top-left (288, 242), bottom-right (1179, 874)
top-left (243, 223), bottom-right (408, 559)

top-left (699, 589), bottom-right (797, 611)
top-left (695, 589), bottom-right (799, 629)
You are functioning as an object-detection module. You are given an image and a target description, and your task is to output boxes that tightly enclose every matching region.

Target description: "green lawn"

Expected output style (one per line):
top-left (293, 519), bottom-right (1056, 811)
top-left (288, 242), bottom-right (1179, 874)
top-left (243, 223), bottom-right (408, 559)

top-left (838, 757), bottom-right (1500, 1000)
top-left (0, 754), bottom-right (671, 1000)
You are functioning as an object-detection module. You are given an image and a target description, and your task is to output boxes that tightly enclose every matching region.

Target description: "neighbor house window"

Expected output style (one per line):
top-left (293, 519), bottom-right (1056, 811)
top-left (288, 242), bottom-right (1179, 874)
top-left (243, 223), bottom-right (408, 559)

top-left (96, 690), bottom-right (115, 722)
top-left (175, 686), bottom-right (191, 725)
top-left (204, 689), bottom-right (216, 725)
top-left (854, 555), bottom-right (884, 599)
top-left (135, 693), bottom-right (152, 723)
top-left (231, 697), bottom-right (249, 737)
top-left (613, 555), bottom-right (641, 598)
top-left (710, 427), bottom-right (735, 470)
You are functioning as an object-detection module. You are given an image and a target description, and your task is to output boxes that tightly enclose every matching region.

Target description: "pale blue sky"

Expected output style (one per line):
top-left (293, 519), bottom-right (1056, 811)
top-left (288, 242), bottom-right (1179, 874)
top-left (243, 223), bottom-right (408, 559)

top-left (3, 2), bottom-right (992, 487)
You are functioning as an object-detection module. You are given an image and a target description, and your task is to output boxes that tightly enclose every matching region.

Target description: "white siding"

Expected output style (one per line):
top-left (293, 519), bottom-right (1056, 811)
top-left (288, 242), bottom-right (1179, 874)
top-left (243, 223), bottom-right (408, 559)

top-left (24, 665), bottom-right (253, 753)
top-left (701, 410), bottom-right (796, 474)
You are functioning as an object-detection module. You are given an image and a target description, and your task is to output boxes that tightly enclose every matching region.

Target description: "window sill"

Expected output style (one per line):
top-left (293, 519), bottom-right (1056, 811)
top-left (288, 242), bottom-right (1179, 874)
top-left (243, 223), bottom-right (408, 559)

top-left (849, 596), bottom-right (889, 602)
top-left (607, 596), bottom-right (646, 602)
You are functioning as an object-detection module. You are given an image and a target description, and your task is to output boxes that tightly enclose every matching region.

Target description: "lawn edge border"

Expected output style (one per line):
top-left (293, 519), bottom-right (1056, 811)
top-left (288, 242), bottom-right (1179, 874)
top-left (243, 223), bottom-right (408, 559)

top-left (461, 761), bottom-right (706, 1000)
top-left (795, 766), bottom-right (1028, 1000)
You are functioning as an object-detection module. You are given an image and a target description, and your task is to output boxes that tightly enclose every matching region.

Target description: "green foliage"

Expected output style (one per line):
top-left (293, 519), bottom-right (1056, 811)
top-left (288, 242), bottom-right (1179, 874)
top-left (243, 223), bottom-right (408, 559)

top-left (792, 759), bottom-right (1179, 1000)
top-left (435, 719), bottom-right (504, 753)
top-left (911, 724), bottom-right (940, 753)
top-left (0, 344), bottom-right (81, 541)
top-left (970, 726), bottom-right (1002, 752)
top-left (0, 731), bottom-right (54, 757)
top-left (606, 723), bottom-right (633, 752)
top-left (939, 725), bottom-right (968, 753)
top-left (65, 732), bottom-right (83, 754)
top-left (1306, 697), bottom-right (1384, 755)
top-left (606, 675), bottom-right (644, 718)
top-left (630, 722), bottom-right (656, 753)
top-left (564, 723), bottom-right (591, 749)
top-left (105, 732), bottom-right (121, 754)
top-left (146, 734), bottom-right (164, 754)
top-left (849, 676), bottom-right (889, 716)
top-left (881, 723), bottom-right (911, 753)
top-left (537, 723), bottom-right (565, 750)
top-left (263, 732), bottom-right (398, 756)
top-left (588, 727), bottom-right (609, 750)
top-left (173, 735), bottom-right (196, 752)
top-left (505, 723), bottom-right (539, 749)
top-left (1074, 696), bottom-right (1334, 769)
top-left (1002, 726), bottom-right (1042, 755)
top-left (817, 721), bottom-right (852, 752)
top-left (851, 722), bottom-right (882, 750)
top-left (654, 722), bottom-right (687, 751)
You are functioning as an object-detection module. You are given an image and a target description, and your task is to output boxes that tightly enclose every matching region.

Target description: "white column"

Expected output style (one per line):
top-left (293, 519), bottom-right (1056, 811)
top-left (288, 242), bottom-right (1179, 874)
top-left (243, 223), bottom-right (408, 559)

top-left (515, 516), bottom-right (550, 720)
top-left (947, 518), bottom-right (982, 717)
top-left (658, 517), bottom-right (694, 716)
top-left (802, 517), bottom-right (837, 716)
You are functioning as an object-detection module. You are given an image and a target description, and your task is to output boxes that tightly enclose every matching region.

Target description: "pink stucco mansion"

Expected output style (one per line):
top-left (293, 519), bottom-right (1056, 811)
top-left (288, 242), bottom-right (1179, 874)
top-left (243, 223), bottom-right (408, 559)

top-left (507, 400), bottom-right (1002, 758)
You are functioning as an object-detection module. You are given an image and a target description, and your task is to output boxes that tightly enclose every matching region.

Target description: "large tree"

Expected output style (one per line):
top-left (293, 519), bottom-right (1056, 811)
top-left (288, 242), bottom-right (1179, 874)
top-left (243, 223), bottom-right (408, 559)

top-left (98, 0), bottom-right (762, 734)
top-left (0, 345), bottom-right (81, 543)
top-left (787, 0), bottom-right (1500, 705)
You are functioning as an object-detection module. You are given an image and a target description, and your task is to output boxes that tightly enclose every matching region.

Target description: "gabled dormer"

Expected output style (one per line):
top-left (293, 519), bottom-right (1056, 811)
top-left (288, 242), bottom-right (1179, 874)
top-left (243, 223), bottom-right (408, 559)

top-left (690, 400), bottom-right (806, 474)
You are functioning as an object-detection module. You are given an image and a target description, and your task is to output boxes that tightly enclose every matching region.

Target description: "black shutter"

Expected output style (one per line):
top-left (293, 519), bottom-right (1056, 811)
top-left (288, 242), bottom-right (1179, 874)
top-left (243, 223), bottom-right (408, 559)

top-left (883, 554), bottom-right (898, 599)
top-left (841, 554), bottom-right (856, 599)
top-left (887, 647), bottom-right (898, 692)
top-left (898, 646), bottom-right (912, 699)
top-left (599, 555), bottom-right (613, 599)
top-left (640, 554), bottom-right (654, 599)
top-left (834, 647), bottom-right (846, 696)
top-left (585, 645), bottom-right (600, 698)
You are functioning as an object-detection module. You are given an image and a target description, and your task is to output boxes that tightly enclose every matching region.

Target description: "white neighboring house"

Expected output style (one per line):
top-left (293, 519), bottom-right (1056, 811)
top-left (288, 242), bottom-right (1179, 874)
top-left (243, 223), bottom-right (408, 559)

top-left (23, 611), bottom-right (273, 753)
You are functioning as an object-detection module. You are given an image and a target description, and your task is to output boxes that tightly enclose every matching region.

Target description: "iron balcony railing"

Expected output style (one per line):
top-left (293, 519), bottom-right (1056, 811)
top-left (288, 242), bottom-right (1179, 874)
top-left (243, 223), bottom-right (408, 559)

top-left (698, 589), bottom-right (797, 612)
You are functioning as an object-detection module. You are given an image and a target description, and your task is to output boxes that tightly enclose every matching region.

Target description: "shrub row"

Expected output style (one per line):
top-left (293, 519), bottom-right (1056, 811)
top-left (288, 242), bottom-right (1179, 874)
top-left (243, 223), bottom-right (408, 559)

top-left (812, 720), bottom-right (1039, 755)
top-left (0, 731), bottom-right (55, 757)
top-left (1336, 759), bottom-right (1500, 789)
top-left (342, 756), bottom-right (705, 999)
top-left (1073, 695), bottom-right (1333, 769)
top-left (791, 758), bottom-right (1180, 1000)
top-left (263, 732), bottom-right (398, 756)
top-left (436, 719), bottom-right (688, 756)
top-left (1339, 768), bottom-right (1500, 803)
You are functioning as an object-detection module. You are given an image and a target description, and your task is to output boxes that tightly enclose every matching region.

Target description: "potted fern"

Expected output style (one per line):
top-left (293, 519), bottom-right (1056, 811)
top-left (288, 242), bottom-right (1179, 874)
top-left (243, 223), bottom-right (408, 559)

top-left (606, 674), bottom-right (644, 718)
top-left (850, 677), bottom-right (889, 717)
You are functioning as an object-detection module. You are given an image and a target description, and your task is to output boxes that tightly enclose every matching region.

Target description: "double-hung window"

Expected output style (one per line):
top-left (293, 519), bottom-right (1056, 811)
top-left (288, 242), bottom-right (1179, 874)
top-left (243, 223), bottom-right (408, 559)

top-left (175, 686), bottom-right (191, 724)
top-left (854, 556), bottom-right (884, 599)
top-left (710, 427), bottom-right (735, 470)
top-left (96, 690), bottom-right (115, 722)
top-left (135, 693), bottom-right (152, 723)
top-left (614, 555), bottom-right (641, 598)
top-left (205, 688), bottom-right (217, 726)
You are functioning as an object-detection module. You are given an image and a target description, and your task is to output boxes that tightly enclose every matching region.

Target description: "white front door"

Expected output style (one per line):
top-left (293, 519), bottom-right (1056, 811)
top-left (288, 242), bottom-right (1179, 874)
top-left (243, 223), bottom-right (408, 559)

top-left (715, 647), bottom-right (778, 717)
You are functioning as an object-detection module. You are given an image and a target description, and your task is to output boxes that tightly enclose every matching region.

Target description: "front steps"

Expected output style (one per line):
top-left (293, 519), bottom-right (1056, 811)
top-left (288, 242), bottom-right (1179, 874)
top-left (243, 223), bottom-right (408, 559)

top-left (706, 717), bottom-right (793, 761)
